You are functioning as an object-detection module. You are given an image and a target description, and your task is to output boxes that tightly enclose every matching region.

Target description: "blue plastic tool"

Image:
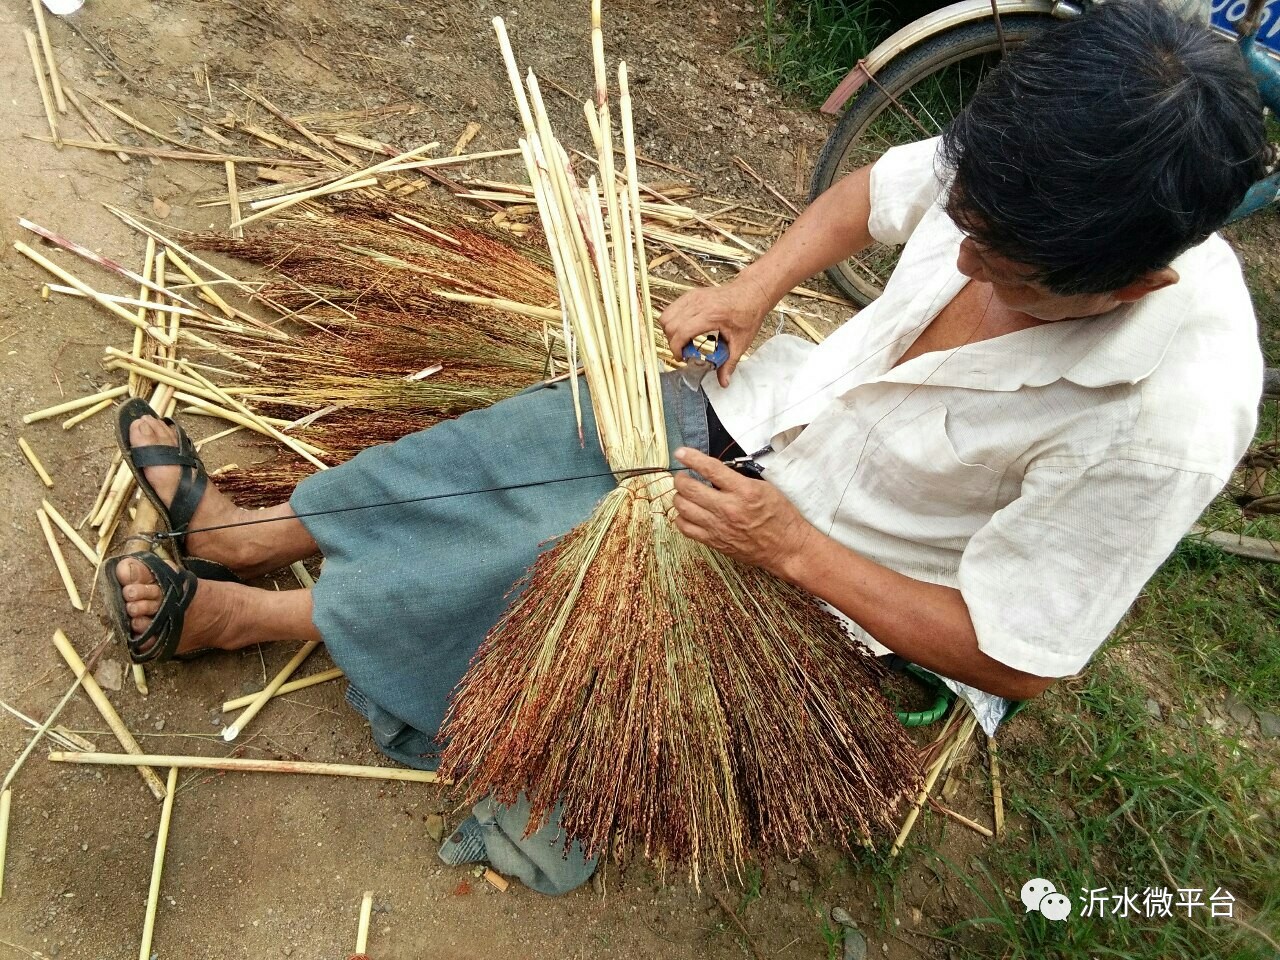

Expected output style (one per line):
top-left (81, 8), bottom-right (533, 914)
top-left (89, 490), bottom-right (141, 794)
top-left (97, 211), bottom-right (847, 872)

top-left (678, 333), bottom-right (730, 392)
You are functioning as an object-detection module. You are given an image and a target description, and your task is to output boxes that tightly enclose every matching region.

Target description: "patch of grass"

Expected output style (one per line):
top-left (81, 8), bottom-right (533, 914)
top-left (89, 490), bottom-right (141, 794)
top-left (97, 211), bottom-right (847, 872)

top-left (739, 863), bottom-right (764, 913)
top-left (1123, 539), bottom-right (1280, 710)
top-left (889, 653), bottom-right (1280, 959)
top-left (742, 0), bottom-right (891, 105)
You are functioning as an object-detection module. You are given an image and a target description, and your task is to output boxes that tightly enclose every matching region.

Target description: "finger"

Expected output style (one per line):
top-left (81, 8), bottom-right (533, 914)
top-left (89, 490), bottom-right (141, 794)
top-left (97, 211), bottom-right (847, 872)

top-left (673, 511), bottom-right (712, 545)
top-left (717, 359), bottom-right (733, 389)
top-left (675, 447), bottom-right (748, 492)
top-left (673, 470), bottom-right (721, 509)
top-left (672, 492), bottom-right (718, 531)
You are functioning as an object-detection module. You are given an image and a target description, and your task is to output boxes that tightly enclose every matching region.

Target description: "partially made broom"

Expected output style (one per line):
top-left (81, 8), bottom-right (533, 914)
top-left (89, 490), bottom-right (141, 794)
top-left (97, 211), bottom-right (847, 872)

top-left (438, 9), bottom-right (920, 883)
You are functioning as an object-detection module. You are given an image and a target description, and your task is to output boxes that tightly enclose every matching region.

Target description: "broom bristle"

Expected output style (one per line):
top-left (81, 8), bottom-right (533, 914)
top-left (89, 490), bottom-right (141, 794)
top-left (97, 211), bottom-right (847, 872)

top-left (440, 477), bottom-right (921, 879)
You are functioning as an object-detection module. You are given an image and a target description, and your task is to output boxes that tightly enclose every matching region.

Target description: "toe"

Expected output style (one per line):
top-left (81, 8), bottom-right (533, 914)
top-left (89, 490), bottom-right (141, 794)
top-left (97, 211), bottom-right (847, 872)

top-left (115, 557), bottom-right (154, 589)
top-left (126, 598), bottom-right (161, 619)
top-left (130, 415), bottom-right (177, 448)
top-left (122, 581), bottom-right (162, 602)
top-left (130, 616), bottom-right (154, 634)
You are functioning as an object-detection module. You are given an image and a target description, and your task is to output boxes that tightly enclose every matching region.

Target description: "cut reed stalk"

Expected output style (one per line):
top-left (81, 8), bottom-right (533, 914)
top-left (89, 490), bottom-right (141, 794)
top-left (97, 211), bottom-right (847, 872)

top-left (987, 735), bottom-right (1004, 838)
top-left (52, 629), bottom-right (168, 800)
top-left (232, 143), bottom-right (437, 229)
top-left (24, 385), bottom-right (127, 424)
top-left (221, 667), bottom-right (344, 712)
top-left (385, 147), bottom-right (517, 170)
top-left (222, 640), bottom-right (320, 742)
top-left (248, 176), bottom-right (380, 211)
top-left (18, 438), bottom-right (54, 488)
top-left (30, 0), bottom-right (65, 113)
top-left (225, 161), bottom-right (243, 239)
top-left (355, 892), bottom-right (373, 954)
top-left (13, 241), bottom-right (174, 346)
top-left (24, 136), bottom-right (318, 166)
top-left (24, 29), bottom-right (60, 148)
top-left (63, 88), bottom-right (130, 162)
top-left (179, 361), bottom-right (329, 469)
top-left (927, 797), bottom-right (994, 838)
top-left (138, 767), bottom-right (178, 960)
top-left (44, 285), bottom-right (213, 322)
top-left (133, 665), bottom-right (149, 697)
top-left (87, 450), bottom-right (123, 526)
top-left (2, 634), bottom-right (111, 793)
top-left (60, 396), bottom-right (112, 430)
top-left (41, 500), bottom-right (100, 566)
top-left (49, 752), bottom-right (442, 783)
top-left (0, 789), bottom-right (9, 898)
top-left (37, 509), bottom-right (82, 610)
top-left (433, 291), bottom-right (559, 322)
top-left (165, 248), bottom-right (235, 319)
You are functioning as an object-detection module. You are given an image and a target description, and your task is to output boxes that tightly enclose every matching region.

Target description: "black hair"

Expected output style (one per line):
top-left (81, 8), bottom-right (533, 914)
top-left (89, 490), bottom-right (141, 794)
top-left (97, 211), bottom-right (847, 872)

top-left (940, 0), bottom-right (1267, 295)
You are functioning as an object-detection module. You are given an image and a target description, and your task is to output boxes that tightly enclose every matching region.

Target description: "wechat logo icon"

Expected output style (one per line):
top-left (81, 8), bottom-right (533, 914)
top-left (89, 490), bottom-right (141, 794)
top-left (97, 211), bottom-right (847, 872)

top-left (1021, 878), bottom-right (1073, 922)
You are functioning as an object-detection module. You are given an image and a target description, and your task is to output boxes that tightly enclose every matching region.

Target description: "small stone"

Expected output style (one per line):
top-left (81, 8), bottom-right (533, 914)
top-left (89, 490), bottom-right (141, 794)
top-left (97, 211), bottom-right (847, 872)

top-left (1144, 698), bottom-right (1163, 721)
top-left (881, 944), bottom-right (889, 955)
top-left (1259, 711), bottom-right (1280, 738)
top-left (281, 948), bottom-right (293, 957)
top-left (93, 659), bottom-right (123, 692)
top-left (732, 80), bottom-right (746, 91)
top-left (1172, 714), bottom-right (1190, 730)
top-left (80, 843), bottom-right (88, 852)
top-left (1224, 693), bottom-right (1255, 727)
top-left (911, 907), bottom-right (923, 926)
top-left (153, 719), bottom-right (166, 732)
top-left (788, 879), bottom-right (800, 893)
top-left (841, 926), bottom-right (867, 960)
top-left (778, 124), bottom-right (790, 134)
top-left (424, 814), bottom-right (445, 843)
top-left (830, 906), bottom-right (854, 927)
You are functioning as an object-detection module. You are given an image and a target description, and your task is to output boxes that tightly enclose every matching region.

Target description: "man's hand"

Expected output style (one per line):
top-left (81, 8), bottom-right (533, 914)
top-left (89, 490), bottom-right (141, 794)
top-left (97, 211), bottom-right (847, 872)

top-left (671, 447), bottom-right (818, 576)
top-left (658, 279), bottom-right (771, 388)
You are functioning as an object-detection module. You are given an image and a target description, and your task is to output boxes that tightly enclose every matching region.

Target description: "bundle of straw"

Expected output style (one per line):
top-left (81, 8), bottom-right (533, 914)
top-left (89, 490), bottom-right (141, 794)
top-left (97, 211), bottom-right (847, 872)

top-left (193, 203), bottom-right (570, 500)
top-left (438, 10), bottom-right (919, 882)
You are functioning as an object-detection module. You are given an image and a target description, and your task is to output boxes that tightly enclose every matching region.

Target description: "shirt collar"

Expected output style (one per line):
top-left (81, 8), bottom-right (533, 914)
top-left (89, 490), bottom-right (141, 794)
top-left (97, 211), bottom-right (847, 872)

top-left (869, 245), bottom-right (1194, 393)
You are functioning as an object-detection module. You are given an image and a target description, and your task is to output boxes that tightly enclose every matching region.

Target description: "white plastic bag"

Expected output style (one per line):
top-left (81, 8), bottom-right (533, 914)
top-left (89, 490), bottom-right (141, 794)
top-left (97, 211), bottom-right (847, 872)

top-left (40, 0), bottom-right (85, 14)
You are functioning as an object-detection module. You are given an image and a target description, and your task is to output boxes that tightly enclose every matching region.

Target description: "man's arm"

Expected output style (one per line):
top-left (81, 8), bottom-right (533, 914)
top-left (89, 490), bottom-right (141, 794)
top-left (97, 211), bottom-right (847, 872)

top-left (671, 448), bottom-right (1055, 701)
top-left (659, 164), bottom-right (875, 387)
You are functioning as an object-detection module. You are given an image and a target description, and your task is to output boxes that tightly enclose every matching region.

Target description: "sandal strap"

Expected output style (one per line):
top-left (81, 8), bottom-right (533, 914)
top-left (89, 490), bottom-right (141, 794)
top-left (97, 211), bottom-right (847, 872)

top-left (119, 401), bottom-right (211, 556)
top-left (116, 552), bottom-right (198, 664)
top-left (129, 446), bottom-right (202, 469)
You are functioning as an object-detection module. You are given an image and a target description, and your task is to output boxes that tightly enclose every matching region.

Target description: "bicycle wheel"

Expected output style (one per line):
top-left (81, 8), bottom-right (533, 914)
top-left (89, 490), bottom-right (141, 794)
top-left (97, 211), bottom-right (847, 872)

top-left (811, 16), bottom-right (1053, 305)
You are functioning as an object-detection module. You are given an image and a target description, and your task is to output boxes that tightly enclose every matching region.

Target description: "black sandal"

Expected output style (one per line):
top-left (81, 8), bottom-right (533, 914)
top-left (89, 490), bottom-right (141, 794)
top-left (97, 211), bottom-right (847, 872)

top-left (116, 397), bottom-right (212, 560)
top-left (101, 552), bottom-right (241, 664)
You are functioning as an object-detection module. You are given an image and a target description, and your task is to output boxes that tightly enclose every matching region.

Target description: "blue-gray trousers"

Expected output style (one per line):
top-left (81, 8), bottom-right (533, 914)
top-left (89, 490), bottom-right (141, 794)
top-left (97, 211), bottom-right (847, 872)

top-left (291, 374), bottom-right (711, 895)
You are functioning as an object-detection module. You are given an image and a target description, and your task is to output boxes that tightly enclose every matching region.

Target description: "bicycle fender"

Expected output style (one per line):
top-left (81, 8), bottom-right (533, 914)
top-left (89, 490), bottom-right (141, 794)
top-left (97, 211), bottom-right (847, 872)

top-left (819, 0), bottom-right (1056, 116)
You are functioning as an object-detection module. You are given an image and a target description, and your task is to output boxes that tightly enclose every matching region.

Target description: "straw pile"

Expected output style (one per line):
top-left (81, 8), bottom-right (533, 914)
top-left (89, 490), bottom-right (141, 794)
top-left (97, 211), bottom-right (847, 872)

top-left (437, 10), bottom-right (920, 882)
top-left (190, 198), bottom-right (570, 502)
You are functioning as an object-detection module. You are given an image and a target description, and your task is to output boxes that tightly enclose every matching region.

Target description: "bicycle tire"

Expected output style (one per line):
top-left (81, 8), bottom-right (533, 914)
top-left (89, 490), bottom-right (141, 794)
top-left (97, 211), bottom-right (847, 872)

top-left (811, 16), bottom-right (1053, 306)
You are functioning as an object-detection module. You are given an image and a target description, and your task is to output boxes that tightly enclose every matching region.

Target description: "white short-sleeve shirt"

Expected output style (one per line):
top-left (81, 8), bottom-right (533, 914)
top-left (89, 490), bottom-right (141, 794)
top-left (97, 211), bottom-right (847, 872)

top-left (704, 137), bottom-right (1262, 680)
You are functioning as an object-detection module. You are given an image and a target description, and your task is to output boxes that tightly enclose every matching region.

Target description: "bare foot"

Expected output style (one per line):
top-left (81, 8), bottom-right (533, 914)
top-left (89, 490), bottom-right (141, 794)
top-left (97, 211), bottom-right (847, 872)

top-left (115, 555), bottom-right (247, 656)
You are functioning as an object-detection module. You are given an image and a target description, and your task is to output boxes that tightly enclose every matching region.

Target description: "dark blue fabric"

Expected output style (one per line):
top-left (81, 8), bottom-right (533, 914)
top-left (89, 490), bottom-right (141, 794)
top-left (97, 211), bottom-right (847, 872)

top-left (293, 374), bottom-right (709, 770)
